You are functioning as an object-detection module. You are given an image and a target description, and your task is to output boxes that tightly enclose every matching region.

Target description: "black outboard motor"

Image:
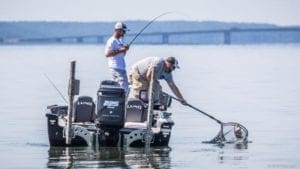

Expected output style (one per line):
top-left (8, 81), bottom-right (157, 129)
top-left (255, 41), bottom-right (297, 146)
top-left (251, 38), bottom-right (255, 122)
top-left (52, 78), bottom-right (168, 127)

top-left (95, 80), bottom-right (126, 146)
top-left (95, 80), bottom-right (126, 128)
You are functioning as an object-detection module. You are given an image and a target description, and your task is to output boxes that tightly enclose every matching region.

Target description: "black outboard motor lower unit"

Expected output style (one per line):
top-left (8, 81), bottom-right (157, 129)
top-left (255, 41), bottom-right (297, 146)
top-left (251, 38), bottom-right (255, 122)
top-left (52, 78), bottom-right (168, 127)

top-left (95, 80), bottom-right (126, 146)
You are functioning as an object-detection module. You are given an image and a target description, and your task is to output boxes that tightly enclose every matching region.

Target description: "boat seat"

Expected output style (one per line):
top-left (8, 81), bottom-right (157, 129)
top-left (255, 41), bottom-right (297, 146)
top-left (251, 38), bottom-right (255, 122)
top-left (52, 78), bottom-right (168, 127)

top-left (126, 98), bottom-right (147, 123)
top-left (74, 96), bottom-right (95, 122)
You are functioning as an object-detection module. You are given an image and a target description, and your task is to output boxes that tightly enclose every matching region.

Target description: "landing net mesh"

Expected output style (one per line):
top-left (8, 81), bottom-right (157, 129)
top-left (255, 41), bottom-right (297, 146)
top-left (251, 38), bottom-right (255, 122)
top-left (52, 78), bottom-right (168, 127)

top-left (204, 122), bottom-right (248, 144)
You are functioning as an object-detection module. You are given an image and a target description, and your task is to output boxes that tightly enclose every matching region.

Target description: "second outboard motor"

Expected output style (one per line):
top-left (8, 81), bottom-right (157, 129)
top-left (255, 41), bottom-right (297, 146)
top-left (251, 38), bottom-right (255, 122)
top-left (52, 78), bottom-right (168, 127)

top-left (95, 80), bottom-right (126, 128)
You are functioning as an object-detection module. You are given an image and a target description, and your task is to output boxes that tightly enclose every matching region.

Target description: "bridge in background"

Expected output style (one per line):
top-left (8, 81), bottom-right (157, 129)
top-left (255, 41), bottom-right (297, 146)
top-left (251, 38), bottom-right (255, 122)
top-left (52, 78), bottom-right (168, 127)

top-left (3, 27), bottom-right (300, 45)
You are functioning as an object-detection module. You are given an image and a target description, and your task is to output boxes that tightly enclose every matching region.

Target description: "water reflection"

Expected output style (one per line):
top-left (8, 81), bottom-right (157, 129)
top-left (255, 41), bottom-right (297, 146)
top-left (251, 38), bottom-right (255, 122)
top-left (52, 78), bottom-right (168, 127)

top-left (125, 147), bottom-right (171, 169)
top-left (47, 146), bottom-right (171, 169)
top-left (217, 142), bottom-right (249, 168)
top-left (216, 141), bottom-right (249, 149)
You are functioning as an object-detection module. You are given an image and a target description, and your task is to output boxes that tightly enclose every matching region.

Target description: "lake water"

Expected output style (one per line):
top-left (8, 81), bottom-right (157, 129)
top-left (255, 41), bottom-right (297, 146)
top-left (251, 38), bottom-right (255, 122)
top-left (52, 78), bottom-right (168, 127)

top-left (0, 44), bottom-right (299, 169)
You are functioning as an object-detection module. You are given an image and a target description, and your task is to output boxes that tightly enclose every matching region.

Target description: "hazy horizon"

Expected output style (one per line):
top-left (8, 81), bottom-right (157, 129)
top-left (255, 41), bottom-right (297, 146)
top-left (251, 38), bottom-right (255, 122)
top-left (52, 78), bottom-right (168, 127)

top-left (1, 0), bottom-right (300, 26)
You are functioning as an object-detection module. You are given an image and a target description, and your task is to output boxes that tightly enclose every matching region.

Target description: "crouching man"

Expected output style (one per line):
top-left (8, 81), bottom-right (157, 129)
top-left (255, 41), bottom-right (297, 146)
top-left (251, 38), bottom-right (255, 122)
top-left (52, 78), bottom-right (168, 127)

top-left (128, 56), bottom-right (187, 105)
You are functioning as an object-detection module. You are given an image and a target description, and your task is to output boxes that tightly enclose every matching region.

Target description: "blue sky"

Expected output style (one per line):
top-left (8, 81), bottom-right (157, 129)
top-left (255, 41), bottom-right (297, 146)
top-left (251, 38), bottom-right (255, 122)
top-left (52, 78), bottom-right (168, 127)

top-left (1, 0), bottom-right (299, 26)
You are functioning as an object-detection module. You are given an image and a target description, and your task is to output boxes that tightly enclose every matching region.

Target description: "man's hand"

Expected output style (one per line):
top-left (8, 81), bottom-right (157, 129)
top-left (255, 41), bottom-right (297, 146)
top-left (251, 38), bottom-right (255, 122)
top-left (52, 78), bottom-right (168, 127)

top-left (119, 44), bottom-right (129, 53)
top-left (179, 98), bottom-right (188, 105)
top-left (124, 44), bottom-right (129, 50)
top-left (118, 45), bottom-right (129, 53)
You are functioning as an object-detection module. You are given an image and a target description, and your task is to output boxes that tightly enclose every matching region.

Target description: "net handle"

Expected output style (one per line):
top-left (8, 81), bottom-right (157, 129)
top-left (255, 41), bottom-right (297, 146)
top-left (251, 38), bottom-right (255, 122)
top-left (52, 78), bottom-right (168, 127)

top-left (166, 93), bottom-right (223, 124)
top-left (185, 103), bottom-right (223, 124)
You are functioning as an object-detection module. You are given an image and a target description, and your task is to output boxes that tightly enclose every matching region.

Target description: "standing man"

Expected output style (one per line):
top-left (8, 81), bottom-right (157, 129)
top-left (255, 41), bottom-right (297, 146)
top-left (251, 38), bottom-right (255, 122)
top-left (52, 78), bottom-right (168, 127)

top-left (104, 22), bottom-right (130, 92)
top-left (129, 56), bottom-right (187, 105)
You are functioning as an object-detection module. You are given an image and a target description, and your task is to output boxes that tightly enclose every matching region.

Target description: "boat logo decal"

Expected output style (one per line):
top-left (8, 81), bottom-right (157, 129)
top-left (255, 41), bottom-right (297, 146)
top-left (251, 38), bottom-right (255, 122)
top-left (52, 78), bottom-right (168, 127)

top-left (103, 100), bottom-right (119, 108)
top-left (49, 119), bottom-right (56, 125)
top-left (127, 104), bottom-right (142, 110)
top-left (77, 101), bottom-right (93, 106)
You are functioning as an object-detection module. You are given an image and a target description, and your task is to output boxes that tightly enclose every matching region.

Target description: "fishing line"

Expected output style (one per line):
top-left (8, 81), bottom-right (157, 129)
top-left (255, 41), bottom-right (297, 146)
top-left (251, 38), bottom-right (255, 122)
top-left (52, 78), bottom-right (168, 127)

top-left (128, 11), bottom-right (191, 46)
top-left (43, 73), bottom-right (68, 104)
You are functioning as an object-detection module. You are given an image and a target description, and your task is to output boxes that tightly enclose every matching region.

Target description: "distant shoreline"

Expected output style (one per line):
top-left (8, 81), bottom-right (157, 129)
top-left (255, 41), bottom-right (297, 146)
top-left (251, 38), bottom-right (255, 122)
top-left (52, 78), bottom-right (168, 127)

top-left (1, 21), bottom-right (300, 45)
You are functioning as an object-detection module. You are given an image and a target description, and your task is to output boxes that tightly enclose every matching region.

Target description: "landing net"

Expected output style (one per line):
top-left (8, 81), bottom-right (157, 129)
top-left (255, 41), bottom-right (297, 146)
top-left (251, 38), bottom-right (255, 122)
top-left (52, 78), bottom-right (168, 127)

top-left (204, 122), bottom-right (248, 144)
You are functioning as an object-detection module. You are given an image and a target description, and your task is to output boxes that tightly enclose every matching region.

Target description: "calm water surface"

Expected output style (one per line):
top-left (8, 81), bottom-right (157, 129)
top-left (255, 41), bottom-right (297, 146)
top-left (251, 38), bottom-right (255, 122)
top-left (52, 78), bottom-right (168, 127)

top-left (0, 44), bottom-right (299, 169)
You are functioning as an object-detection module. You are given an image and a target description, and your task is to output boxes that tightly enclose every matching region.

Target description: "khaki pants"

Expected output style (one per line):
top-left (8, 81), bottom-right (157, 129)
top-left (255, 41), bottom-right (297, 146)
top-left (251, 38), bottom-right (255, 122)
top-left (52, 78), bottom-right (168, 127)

top-left (129, 71), bottom-right (161, 101)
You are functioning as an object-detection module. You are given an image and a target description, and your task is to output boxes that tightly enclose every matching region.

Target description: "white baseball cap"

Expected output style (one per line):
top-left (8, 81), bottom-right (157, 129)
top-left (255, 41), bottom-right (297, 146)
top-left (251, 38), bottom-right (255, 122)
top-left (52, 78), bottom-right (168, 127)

top-left (114, 22), bottom-right (130, 31)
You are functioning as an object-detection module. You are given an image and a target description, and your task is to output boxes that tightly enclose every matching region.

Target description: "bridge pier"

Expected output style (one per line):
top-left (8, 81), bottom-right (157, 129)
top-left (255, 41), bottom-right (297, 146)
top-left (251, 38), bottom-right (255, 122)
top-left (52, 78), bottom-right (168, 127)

top-left (56, 38), bottom-right (62, 43)
top-left (224, 31), bottom-right (231, 45)
top-left (162, 34), bottom-right (169, 44)
top-left (76, 37), bottom-right (83, 43)
top-left (97, 36), bottom-right (104, 43)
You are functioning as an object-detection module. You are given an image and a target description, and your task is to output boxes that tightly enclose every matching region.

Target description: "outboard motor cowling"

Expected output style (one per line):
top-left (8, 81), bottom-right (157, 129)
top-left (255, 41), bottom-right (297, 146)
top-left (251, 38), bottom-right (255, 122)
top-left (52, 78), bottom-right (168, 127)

top-left (95, 80), bottom-right (126, 128)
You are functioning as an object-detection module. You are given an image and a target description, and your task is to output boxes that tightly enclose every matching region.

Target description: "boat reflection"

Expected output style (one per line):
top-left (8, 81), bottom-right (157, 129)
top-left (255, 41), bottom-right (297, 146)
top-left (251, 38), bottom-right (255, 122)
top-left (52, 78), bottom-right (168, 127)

top-left (47, 146), bottom-right (171, 169)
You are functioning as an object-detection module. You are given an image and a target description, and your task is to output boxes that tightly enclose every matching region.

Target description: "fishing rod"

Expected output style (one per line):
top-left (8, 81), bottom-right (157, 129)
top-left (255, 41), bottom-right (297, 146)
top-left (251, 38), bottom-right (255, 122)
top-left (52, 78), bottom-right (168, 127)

top-left (128, 12), bottom-right (174, 46)
top-left (43, 73), bottom-right (68, 104)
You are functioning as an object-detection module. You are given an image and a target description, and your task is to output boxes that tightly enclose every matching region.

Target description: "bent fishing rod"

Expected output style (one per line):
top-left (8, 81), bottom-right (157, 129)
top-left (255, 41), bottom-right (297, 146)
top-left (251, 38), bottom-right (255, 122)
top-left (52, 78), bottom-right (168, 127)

top-left (128, 12), bottom-right (174, 46)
